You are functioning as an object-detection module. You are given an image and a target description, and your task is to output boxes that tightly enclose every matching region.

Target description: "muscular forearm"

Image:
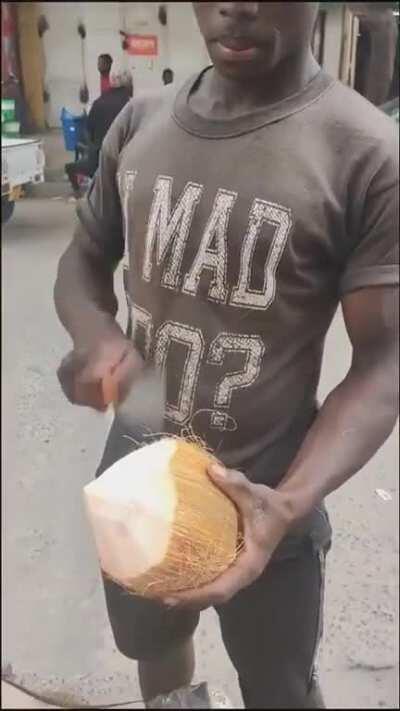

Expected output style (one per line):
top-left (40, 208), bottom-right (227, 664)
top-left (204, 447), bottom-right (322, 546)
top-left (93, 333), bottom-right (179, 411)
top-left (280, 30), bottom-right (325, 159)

top-left (54, 229), bottom-right (123, 348)
top-left (277, 362), bottom-right (398, 522)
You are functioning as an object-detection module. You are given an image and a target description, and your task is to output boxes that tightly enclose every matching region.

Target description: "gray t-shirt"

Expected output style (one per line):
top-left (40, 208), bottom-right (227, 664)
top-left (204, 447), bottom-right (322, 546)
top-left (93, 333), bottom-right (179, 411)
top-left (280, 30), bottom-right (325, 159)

top-left (78, 67), bottom-right (398, 491)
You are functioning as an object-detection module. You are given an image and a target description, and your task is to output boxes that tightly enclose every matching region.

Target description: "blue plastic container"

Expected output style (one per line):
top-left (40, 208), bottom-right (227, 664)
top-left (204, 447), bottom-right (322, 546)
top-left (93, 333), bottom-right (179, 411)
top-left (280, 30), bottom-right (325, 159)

top-left (61, 108), bottom-right (87, 152)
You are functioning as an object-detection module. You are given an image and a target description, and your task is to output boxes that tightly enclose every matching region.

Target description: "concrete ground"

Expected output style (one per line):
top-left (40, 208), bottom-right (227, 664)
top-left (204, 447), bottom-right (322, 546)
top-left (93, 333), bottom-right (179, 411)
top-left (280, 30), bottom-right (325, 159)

top-left (2, 681), bottom-right (59, 709)
top-left (2, 197), bottom-right (399, 709)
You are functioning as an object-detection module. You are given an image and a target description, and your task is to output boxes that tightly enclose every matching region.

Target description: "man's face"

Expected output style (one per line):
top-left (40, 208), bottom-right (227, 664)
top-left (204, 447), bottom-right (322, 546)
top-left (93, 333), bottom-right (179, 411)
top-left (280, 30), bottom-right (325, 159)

top-left (193, 2), bottom-right (319, 81)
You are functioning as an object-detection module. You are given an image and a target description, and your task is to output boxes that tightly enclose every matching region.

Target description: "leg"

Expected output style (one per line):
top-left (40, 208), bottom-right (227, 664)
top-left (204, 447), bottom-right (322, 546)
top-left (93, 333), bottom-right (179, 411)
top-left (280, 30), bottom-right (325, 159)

top-left (216, 544), bottom-right (329, 709)
top-left (96, 421), bottom-right (199, 706)
top-left (65, 161), bottom-right (81, 197)
top-left (65, 157), bottom-right (94, 197)
top-left (138, 637), bottom-right (195, 702)
top-left (102, 575), bottom-right (197, 704)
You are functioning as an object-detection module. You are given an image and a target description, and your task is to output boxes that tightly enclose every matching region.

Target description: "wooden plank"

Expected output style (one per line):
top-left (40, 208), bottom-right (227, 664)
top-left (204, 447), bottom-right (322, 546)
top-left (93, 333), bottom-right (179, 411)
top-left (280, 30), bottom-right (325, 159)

top-left (16, 2), bottom-right (46, 130)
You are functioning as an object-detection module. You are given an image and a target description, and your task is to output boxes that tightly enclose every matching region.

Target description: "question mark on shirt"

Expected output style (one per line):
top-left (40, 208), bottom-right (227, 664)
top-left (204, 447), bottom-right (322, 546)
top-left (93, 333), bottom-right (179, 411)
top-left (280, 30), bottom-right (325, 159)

top-left (207, 334), bottom-right (265, 432)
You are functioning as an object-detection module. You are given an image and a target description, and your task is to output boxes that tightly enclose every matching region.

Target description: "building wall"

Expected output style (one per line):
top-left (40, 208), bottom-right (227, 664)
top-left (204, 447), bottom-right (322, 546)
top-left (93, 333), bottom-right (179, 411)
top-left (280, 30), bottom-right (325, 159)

top-left (33, 1), bottom-right (350, 129)
top-left (37, 2), bottom-right (209, 128)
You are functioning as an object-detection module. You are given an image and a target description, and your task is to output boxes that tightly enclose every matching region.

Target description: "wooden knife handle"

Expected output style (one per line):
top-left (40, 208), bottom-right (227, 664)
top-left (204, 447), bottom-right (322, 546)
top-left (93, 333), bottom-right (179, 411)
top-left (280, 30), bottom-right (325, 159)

top-left (101, 372), bottom-right (119, 409)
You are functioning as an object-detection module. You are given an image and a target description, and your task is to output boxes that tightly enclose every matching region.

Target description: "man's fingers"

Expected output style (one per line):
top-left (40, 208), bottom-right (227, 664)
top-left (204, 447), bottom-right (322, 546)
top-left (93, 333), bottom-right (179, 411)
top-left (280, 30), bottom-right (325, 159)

top-left (57, 352), bottom-right (85, 403)
top-left (163, 549), bottom-right (263, 610)
top-left (74, 378), bottom-right (107, 410)
top-left (111, 350), bottom-right (144, 403)
top-left (208, 464), bottom-right (254, 516)
top-left (57, 339), bottom-right (143, 410)
top-left (74, 348), bottom-right (137, 409)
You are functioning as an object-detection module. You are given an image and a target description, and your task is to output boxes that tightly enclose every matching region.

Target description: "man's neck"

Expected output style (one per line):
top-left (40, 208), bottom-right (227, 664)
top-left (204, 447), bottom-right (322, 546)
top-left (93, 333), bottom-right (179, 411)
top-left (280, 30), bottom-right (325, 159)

top-left (190, 47), bottom-right (320, 120)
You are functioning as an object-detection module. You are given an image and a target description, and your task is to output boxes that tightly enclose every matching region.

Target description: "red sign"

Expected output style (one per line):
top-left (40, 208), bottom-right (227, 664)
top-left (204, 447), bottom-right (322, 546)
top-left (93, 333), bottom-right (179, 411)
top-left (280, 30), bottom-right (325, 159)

top-left (126, 34), bottom-right (158, 57)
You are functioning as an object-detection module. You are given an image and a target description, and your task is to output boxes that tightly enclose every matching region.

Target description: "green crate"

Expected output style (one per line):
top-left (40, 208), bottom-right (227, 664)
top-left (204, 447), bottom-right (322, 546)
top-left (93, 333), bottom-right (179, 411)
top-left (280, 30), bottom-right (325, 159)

top-left (2, 121), bottom-right (20, 137)
top-left (1, 99), bottom-right (15, 109)
top-left (1, 99), bottom-right (16, 123)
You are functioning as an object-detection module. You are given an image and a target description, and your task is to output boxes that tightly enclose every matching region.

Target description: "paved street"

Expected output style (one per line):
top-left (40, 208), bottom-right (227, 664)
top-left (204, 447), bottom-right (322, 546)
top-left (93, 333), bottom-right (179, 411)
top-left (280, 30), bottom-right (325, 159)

top-left (2, 197), bottom-right (399, 709)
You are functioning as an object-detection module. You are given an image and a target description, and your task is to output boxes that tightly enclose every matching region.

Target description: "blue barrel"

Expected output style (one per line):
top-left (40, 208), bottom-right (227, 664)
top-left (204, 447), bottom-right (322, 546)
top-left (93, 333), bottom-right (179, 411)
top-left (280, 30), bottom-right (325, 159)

top-left (61, 108), bottom-right (87, 152)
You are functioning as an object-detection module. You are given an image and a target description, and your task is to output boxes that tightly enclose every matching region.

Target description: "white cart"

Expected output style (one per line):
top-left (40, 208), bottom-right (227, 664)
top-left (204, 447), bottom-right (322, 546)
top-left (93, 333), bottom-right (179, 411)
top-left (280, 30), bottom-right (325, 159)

top-left (2, 136), bottom-right (45, 224)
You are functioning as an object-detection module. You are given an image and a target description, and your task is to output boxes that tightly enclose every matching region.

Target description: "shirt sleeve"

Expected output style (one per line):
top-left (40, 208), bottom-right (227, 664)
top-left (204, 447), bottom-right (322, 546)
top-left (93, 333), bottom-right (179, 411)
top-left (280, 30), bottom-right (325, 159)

top-left (339, 152), bottom-right (399, 296)
top-left (76, 100), bottom-right (134, 264)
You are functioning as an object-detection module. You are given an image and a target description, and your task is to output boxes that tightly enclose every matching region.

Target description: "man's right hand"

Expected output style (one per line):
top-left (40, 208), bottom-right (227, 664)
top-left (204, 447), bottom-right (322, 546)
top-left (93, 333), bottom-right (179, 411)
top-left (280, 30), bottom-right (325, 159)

top-left (57, 335), bottom-right (143, 411)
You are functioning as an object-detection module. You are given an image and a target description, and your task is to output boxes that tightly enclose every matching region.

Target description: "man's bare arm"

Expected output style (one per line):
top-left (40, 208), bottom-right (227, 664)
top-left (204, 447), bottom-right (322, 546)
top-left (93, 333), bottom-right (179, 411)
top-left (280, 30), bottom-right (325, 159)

top-left (54, 223), bottom-right (124, 348)
top-left (278, 285), bottom-right (399, 519)
top-left (54, 224), bottom-right (141, 409)
top-left (167, 285), bottom-right (399, 609)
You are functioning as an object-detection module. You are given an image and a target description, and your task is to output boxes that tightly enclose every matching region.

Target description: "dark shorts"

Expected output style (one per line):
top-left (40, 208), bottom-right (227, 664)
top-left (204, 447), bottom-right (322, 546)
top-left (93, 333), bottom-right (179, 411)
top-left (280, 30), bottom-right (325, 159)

top-left (96, 419), bottom-right (332, 709)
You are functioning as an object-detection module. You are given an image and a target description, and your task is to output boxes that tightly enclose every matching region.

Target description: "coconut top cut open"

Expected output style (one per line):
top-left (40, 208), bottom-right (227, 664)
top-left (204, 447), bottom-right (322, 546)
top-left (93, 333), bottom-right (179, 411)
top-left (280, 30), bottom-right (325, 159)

top-left (84, 437), bottom-right (239, 598)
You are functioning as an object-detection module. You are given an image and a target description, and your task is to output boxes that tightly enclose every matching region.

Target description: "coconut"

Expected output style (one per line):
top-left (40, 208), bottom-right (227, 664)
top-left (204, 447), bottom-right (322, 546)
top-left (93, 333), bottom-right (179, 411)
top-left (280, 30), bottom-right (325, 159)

top-left (83, 437), bottom-right (239, 598)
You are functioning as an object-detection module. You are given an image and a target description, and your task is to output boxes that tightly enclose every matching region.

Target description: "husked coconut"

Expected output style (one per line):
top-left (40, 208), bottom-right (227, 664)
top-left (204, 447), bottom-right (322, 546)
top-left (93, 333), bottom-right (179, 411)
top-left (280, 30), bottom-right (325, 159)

top-left (84, 437), bottom-right (239, 597)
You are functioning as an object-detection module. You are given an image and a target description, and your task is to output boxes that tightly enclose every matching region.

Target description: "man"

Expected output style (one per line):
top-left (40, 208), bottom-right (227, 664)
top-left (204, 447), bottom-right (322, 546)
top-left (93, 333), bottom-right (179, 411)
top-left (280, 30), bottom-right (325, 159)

top-left (162, 67), bottom-right (174, 86)
top-left (98, 53), bottom-right (113, 95)
top-left (54, 3), bottom-right (399, 708)
top-left (65, 67), bottom-right (132, 198)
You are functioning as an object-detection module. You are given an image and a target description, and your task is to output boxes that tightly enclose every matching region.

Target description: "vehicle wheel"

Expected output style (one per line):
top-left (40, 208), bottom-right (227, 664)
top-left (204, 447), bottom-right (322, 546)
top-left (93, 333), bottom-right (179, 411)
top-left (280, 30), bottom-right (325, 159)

top-left (2, 199), bottom-right (15, 224)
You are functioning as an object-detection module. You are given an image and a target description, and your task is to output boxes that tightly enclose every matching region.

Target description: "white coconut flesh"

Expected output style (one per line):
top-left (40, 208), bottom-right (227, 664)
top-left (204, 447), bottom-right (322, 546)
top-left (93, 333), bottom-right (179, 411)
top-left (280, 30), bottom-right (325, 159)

top-left (84, 438), bottom-right (177, 583)
top-left (83, 437), bottom-right (239, 597)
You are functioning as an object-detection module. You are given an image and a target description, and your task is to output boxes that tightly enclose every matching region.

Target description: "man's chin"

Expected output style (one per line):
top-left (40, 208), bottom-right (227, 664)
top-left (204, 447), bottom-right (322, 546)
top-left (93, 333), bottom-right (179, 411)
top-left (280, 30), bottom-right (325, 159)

top-left (210, 59), bottom-right (276, 83)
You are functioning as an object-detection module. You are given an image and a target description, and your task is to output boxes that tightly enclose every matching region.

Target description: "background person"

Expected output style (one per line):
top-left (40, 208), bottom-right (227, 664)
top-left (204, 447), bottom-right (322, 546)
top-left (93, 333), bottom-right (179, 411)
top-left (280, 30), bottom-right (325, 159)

top-left (65, 67), bottom-right (132, 198)
top-left (162, 68), bottom-right (174, 86)
top-left (98, 53), bottom-right (113, 95)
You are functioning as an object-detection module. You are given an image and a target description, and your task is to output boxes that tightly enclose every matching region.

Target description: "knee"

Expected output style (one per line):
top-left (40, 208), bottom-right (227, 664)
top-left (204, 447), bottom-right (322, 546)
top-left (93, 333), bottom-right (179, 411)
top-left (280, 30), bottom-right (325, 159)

top-left (116, 632), bottom-right (194, 665)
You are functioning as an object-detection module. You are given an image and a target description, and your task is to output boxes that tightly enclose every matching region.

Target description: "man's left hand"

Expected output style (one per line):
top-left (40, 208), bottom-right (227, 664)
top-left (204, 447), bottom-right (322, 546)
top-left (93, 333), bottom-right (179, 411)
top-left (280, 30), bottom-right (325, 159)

top-left (162, 464), bottom-right (295, 610)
